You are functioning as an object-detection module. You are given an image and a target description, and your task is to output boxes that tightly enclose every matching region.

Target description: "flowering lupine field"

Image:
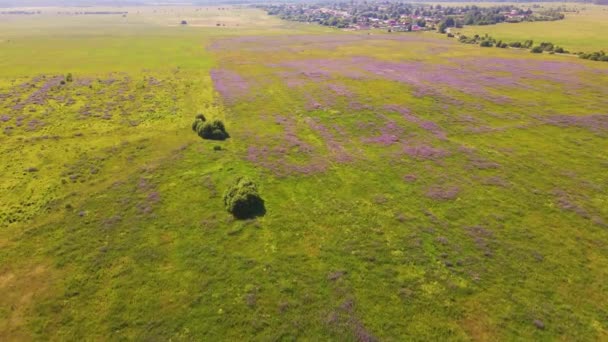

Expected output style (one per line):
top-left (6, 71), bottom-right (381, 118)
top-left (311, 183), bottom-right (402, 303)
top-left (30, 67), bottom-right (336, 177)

top-left (1, 5), bottom-right (608, 341)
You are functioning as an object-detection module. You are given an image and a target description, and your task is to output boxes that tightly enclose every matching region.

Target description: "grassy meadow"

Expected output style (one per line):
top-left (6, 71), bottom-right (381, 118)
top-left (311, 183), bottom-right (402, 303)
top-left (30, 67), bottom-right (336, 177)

top-left (1, 5), bottom-right (608, 341)
top-left (459, 3), bottom-right (608, 52)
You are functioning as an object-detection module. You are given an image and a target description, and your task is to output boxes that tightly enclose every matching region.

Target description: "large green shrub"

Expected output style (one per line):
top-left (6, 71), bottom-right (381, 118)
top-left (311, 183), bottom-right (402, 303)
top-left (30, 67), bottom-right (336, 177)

top-left (530, 46), bottom-right (544, 54)
top-left (192, 116), bottom-right (229, 140)
top-left (223, 177), bottom-right (265, 219)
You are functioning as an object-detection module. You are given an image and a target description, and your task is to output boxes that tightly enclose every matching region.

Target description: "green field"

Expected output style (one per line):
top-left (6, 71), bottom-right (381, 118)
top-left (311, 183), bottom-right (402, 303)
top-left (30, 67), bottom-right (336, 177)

top-left (459, 3), bottom-right (608, 52)
top-left (1, 5), bottom-right (607, 341)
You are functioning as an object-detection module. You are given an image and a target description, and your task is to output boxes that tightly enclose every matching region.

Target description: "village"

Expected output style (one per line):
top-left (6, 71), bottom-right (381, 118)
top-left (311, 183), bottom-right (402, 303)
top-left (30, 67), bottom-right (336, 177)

top-left (261, 2), bottom-right (566, 32)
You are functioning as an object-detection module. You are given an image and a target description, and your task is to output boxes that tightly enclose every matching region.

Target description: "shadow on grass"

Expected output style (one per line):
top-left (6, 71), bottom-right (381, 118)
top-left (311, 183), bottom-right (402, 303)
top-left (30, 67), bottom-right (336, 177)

top-left (232, 197), bottom-right (266, 220)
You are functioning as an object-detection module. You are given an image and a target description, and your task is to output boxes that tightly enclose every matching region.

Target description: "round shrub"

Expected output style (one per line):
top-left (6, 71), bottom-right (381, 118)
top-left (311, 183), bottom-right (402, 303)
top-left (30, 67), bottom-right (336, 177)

top-left (198, 119), bottom-right (229, 140)
top-left (192, 118), bottom-right (204, 132)
top-left (530, 46), bottom-right (544, 54)
top-left (223, 177), bottom-right (265, 219)
top-left (192, 116), bottom-right (229, 140)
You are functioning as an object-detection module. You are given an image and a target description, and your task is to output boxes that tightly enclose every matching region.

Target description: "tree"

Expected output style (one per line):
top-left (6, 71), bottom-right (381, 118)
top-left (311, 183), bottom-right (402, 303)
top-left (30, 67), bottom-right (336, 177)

top-left (539, 42), bottom-right (554, 51)
top-left (480, 40), bottom-right (493, 47)
top-left (530, 46), bottom-right (544, 53)
top-left (192, 116), bottom-right (229, 140)
top-left (437, 21), bottom-right (447, 33)
top-left (223, 177), bottom-right (265, 219)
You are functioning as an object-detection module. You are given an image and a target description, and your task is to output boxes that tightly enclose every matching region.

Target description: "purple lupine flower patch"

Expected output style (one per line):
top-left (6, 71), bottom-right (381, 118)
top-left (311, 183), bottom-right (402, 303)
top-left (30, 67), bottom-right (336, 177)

top-left (362, 120), bottom-right (403, 146)
top-left (13, 75), bottom-right (63, 110)
top-left (327, 83), bottom-right (353, 97)
top-left (466, 226), bottom-right (494, 257)
top-left (246, 145), bottom-right (328, 177)
top-left (273, 55), bottom-right (595, 103)
top-left (210, 68), bottom-right (249, 104)
top-left (482, 176), bottom-right (509, 187)
top-left (26, 119), bottom-right (44, 131)
top-left (403, 174), bottom-right (418, 182)
top-left (245, 115), bottom-right (355, 176)
top-left (542, 114), bottom-right (608, 133)
top-left (553, 189), bottom-right (590, 219)
top-left (426, 185), bottom-right (461, 200)
top-left (403, 144), bottom-right (449, 160)
top-left (245, 116), bottom-right (327, 176)
top-left (74, 78), bottom-right (93, 87)
top-left (15, 115), bottom-right (25, 127)
top-left (275, 115), bottom-right (314, 153)
top-left (273, 59), bottom-right (367, 89)
top-left (209, 34), bottom-right (410, 53)
top-left (385, 105), bottom-right (447, 140)
top-left (307, 118), bottom-right (352, 163)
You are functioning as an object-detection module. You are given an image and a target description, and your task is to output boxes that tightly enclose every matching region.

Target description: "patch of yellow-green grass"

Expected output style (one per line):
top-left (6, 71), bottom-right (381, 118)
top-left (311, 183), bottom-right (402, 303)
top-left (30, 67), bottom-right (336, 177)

top-left (459, 3), bottom-right (608, 52)
top-left (1, 5), bottom-right (608, 342)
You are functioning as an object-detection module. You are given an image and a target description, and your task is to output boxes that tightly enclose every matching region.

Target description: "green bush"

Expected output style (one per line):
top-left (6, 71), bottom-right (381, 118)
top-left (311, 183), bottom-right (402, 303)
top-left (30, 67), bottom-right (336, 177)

top-left (539, 42), bottom-right (554, 51)
top-left (192, 116), bottom-right (229, 140)
top-left (223, 177), bottom-right (265, 219)
top-left (530, 46), bottom-right (544, 53)
top-left (201, 120), bottom-right (229, 140)
top-left (480, 40), bottom-right (493, 47)
top-left (192, 117), bottom-right (204, 131)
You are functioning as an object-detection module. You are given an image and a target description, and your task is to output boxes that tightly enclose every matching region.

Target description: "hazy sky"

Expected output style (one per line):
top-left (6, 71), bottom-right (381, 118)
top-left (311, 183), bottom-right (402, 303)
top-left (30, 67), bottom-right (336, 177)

top-left (0, 0), bottom-right (198, 6)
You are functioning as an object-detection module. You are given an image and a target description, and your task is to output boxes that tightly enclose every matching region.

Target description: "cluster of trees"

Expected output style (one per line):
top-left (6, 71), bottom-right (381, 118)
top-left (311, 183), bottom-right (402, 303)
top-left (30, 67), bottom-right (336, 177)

top-left (454, 32), bottom-right (606, 62)
top-left (191, 114), bottom-right (229, 140)
top-left (261, 2), bottom-right (564, 30)
top-left (578, 51), bottom-right (608, 62)
top-left (532, 9), bottom-right (565, 21)
top-left (462, 7), bottom-right (518, 25)
top-left (436, 8), bottom-right (563, 33)
top-left (457, 34), bottom-right (532, 48)
top-left (223, 177), bottom-right (265, 219)
top-left (454, 34), bottom-right (569, 54)
top-left (531, 42), bottom-right (568, 53)
top-left (503, 40), bottom-right (535, 49)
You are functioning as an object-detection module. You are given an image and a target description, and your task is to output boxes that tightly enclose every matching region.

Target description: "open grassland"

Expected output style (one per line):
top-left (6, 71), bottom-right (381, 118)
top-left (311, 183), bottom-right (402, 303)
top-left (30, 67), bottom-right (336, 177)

top-left (1, 5), bottom-right (608, 341)
top-left (459, 4), bottom-right (608, 52)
